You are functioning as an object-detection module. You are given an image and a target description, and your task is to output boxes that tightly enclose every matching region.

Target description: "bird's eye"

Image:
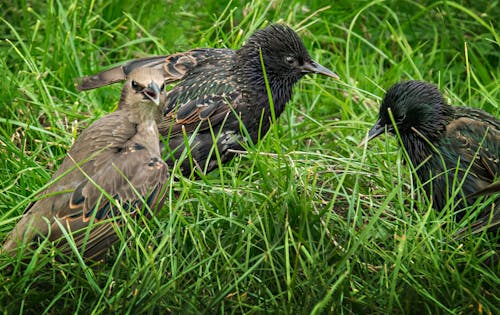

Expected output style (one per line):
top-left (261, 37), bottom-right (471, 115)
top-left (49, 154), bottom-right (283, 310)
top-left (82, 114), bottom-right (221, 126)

top-left (285, 55), bottom-right (296, 65)
top-left (160, 82), bottom-right (166, 91)
top-left (131, 80), bottom-right (141, 91)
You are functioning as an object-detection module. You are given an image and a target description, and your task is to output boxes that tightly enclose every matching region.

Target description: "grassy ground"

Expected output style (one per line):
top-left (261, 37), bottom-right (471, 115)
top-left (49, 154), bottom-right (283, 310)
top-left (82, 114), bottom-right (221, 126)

top-left (0, 0), bottom-right (498, 313)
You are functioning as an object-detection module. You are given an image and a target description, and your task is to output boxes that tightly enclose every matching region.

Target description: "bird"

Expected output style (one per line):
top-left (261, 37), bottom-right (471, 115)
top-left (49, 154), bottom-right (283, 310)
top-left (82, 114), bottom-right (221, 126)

top-left (77, 24), bottom-right (339, 176)
top-left (360, 80), bottom-right (499, 232)
top-left (2, 68), bottom-right (170, 260)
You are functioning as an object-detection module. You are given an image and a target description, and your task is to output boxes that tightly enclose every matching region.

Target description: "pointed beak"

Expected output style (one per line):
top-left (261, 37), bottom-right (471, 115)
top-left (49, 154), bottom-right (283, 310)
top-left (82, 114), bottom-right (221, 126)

top-left (302, 59), bottom-right (339, 79)
top-left (143, 81), bottom-right (161, 105)
top-left (358, 119), bottom-right (387, 148)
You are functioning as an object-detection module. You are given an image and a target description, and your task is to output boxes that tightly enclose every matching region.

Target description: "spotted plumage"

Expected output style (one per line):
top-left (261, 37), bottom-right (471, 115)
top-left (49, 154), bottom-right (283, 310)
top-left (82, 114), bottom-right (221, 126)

top-left (77, 24), bottom-right (338, 176)
top-left (3, 68), bottom-right (169, 259)
top-left (361, 80), bottom-right (499, 233)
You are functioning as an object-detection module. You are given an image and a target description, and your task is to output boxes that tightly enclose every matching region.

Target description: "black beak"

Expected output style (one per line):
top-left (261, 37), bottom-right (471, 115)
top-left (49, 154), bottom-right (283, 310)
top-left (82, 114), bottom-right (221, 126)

top-left (358, 119), bottom-right (387, 148)
top-left (302, 59), bottom-right (339, 79)
top-left (143, 82), bottom-right (161, 105)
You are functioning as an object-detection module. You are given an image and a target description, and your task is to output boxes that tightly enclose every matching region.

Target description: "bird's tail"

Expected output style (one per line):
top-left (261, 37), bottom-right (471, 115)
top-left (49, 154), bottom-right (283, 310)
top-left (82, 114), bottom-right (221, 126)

top-left (455, 206), bottom-right (499, 237)
top-left (467, 180), bottom-right (500, 199)
top-left (455, 180), bottom-right (500, 237)
top-left (75, 55), bottom-right (168, 91)
top-left (1, 212), bottom-right (44, 257)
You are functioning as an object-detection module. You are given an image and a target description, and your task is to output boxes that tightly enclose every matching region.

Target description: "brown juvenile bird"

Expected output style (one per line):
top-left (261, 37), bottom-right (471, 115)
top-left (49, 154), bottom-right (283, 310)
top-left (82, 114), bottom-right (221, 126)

top-left (360, 80), bottom-right (499, 233)
top-left (2, 68), bottom-right (169, 260)
top-left (77, 24), bottom-right (339, 176)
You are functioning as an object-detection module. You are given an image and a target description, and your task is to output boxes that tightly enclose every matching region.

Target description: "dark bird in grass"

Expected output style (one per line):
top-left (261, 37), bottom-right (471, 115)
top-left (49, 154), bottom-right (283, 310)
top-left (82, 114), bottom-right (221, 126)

top-left (77, 24), bottom-right (339, 176)
top-left (2, 68), bottom-right (169, 260)
top-left (360, 80), bottom-right (499, 234)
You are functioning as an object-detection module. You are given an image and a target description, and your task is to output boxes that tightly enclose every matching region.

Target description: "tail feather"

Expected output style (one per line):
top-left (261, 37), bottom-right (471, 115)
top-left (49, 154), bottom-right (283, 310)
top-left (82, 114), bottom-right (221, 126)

top-left (455, 181), bottom-right (500, 238)
top-left (455, 205), bottom-right (500, 237)
top-left (467, 180), bottom-right (500, 199)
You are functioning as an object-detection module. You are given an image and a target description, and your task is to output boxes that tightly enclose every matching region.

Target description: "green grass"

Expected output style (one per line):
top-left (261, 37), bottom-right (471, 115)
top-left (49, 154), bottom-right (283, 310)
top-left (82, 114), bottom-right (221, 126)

top-left (1, 0), bottom-right (498, 313)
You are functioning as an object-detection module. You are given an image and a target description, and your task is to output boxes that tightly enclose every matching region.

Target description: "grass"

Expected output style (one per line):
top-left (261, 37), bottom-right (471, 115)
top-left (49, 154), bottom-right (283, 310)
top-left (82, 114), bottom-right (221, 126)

top-left (0, 0), bottom-right (498, 313)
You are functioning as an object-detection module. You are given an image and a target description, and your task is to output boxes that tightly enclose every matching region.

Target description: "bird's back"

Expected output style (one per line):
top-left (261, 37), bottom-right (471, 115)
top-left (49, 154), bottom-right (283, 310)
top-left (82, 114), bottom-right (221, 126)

top-left (446, 106), bottom-right (499, 179)
top-left (2, 110), bottom-right (168, 259)
top-left (428, 106), bottom-right (499, 211)
top-left (162, 49), bottom-right (239, 122)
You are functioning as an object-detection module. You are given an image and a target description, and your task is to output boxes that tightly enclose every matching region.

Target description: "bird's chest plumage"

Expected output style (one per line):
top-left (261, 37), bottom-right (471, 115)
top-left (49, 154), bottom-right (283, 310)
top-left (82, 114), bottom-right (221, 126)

top-left (238, 74), bottom-right (295, 136)
top-left (123, 122), bottom-right (162, 161)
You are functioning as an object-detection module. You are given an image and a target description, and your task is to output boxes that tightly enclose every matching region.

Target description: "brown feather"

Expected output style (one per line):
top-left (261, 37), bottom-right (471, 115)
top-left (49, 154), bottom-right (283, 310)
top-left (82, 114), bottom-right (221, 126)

top-left (3, 68), bottom-right (170, 259)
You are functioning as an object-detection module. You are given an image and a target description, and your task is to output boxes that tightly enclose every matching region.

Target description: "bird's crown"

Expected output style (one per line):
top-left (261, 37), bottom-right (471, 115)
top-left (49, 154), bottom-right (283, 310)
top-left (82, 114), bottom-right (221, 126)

top-left (239, 24), bottom-right (312, 74)
top-left (378, 80), bottom-right (448, 132)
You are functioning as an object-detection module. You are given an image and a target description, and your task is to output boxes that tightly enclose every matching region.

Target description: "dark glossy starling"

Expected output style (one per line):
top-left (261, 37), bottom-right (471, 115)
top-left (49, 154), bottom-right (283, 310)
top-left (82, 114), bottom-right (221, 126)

top-left (2, 68), bottom-right (169, 260)
top-left (360, 80), bottom-right (499, 230)
top-left (77, 24), bottom-right (339, 176)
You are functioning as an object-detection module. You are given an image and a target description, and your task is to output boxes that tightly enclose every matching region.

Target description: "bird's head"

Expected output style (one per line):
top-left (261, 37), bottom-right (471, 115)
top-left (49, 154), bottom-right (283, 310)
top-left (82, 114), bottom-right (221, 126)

top-left (121, 68), bottom-right (167, 109)
top-left (360, 80), bottom-right (451, 146)
top-left (240, 24), bottom-right (338, 83)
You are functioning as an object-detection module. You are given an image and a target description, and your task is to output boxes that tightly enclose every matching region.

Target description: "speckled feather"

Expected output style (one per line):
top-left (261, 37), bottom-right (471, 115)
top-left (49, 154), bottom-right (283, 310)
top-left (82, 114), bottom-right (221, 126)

top-left (77, 24), bottom-right (338, 176)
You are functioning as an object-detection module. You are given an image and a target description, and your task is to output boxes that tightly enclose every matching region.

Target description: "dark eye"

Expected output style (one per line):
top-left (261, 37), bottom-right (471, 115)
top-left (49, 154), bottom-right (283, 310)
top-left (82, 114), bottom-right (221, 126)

top-left (131, 80), bottom-right (141, 91)
top-left (285, 55), bottom-right (296, 65)
top-left (160, 82), bottom-right (166, 91)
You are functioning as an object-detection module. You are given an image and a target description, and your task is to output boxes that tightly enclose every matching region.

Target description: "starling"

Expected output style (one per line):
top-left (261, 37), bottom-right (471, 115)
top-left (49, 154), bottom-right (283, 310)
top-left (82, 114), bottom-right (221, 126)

top-left (360, 80), bottom-right (499, 230)
top-left (2, 68), bottom-right (169, 260)
top-left (77, 24), bottom-right (339, 176)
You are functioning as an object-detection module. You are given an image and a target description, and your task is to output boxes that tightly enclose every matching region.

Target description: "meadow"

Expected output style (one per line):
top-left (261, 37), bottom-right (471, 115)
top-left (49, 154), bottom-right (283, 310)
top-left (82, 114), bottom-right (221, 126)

top-left (0, 0), bottom-right (498, 313)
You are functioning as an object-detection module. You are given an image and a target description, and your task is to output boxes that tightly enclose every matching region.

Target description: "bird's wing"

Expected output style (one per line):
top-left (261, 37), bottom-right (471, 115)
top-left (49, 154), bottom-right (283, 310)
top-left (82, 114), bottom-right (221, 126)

top-left (442, 108), bottom-right (500, 238)
top-left (2, 148), bottom-right (168, 258)
top-left (76, 49), bottom-right (232, 91)
top-left (158, 90), bottom-right (242, 136)
top-left (12, 112), bottom-right (136, 222)
top-left (50, 150), bottom-right (169, 258)
top-left (160, 49), bottom-right (232, 84)
top-left (445, 112), bottom-right (500, 185)
top-left (156, 49), bottom-right (240, 135)
top-left (2, 113), bottom-right (162, 256)
top-left (76, 56), bottom-right (169, 90)
top-left (52, 112), bottom-right (137, 179)
top-left (68, 155), bottom-right (167, 219)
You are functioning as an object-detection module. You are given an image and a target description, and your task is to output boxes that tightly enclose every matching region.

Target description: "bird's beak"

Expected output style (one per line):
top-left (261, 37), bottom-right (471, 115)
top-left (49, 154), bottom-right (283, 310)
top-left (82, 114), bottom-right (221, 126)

top-left (358, 119), bottom-right (386, 148)
top-left (143, 82), bottom-right (161, 106)
top-left (302, 59), bottom-right (339, 79)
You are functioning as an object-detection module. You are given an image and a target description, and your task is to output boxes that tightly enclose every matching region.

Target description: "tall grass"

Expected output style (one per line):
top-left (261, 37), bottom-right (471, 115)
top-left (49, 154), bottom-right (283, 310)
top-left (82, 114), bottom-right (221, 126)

top-left (0, 0), bottom-right (498, 313)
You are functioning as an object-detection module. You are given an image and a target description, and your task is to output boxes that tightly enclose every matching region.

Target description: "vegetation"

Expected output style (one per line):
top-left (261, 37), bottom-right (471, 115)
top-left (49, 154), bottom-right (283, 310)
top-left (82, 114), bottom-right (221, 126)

top-left (0, 0), bottom-right (498, 313)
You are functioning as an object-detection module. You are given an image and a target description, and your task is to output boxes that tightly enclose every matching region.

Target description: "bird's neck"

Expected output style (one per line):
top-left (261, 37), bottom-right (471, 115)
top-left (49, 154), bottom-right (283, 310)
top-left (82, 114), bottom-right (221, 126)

top-left (400, 104), bottom-right (454, 183)
top-left (121, 105), bottom-right (162, 155)
top-left (125, 103), bottom-right (161, 125)
top-left (401, 132), bottom-right (436, 167)
top-left (129, 119), bottom-right (161, 156)
top-left (237, 54), bottom-right (297, 116)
